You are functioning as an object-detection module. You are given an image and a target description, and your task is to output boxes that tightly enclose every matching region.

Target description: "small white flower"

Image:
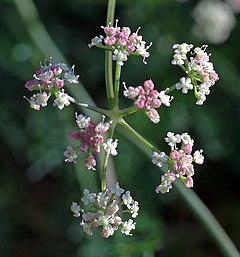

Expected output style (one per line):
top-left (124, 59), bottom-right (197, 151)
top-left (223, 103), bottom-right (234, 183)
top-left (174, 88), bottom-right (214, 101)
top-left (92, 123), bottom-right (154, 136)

top-left (122, 191), bottom-right (133, 206)
top-left (110, 182), bottom-right (124, 197)
top-left (121, 219), bottom-right (136, 236)
top-left (53, 90), bottom-right (70, 110)
top-left (88, 36), bottom-right (104, 48)
top-left (165, 132), bottom-right (181, 148)
top-left (64, 65), bottom-right (79, 84)
top-left (71, 202), bottom-right (81, 217)
top-left (171, 53), bottom-right (185, 66)
top-left (173, 43), bottom-right (193, 55)
top-left (81, 189), bottom-right (96, 205)
top-left (193, 149), bottom-right (204, 164)
top-left (181, 132), bottom-right (194, 146)
top-left (152, 151), bottom-right (168, 167)
top-left (112, 49), bottom-right (128, 66)
top-left (103, 138), bottom-right (118, 156)
top-left (130, 201), bottom-right (139, 218)
top-left (159, 90), bottom-right (173, 107)
top-left (75, 113), bottom-right (91, 129)
top-left (175, 77), bottom-right (193, 94)
top-left (63, 145), bottom-right (78, 163)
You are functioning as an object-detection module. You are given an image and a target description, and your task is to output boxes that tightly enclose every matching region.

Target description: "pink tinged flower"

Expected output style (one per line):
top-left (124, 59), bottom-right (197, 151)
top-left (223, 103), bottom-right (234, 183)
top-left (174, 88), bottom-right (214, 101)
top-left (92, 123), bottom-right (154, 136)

top-left (175, 77), bottom-right (193, 94)
top-left (170, 149), bottom-right (180, 161)
top-left (193, 149), bottom-right (204, 164)
top-left (53, 78), bottom-right (64, 88)
top-left (104, 36), bottom-right (117, 45)
top-left (110, 182), bottom-right (124, 197)
top-left (25, 80), bottom-right (35, 90)
top-left (85, 154), bottom-right (97, 170)
top-left (152, 151), bottom-right (168, 167)
top-left (53, 90), bottom-right (70, 110)
top-left (147, 108), bottom-right (160, 123)
top-left (134, 98), bottom-right (145, 109)
top-left (112, 49), bottom-right (128, 66)
top-left (143, 79), bottom-right (155, 91)
top-left (52, 65), bottom-right (63, 75)
top-left (152, 98), bottom-right (162, 108)
top-left (71, 202), bottom-right (81, 217)
top-left (123, 84), bottom-right (140, 99)
top-left (182, 143), bottom-right (193, 155)
top-left (184, 176), bottom-right (194, 188)
top-left (64, 145), bottom-right (79, 163)
top-left (75, 113), bottom-right (91, 129)
top-left (95, 117), bottom-right (110, 134)
top-left (68, 130), bottom-right (81, 140)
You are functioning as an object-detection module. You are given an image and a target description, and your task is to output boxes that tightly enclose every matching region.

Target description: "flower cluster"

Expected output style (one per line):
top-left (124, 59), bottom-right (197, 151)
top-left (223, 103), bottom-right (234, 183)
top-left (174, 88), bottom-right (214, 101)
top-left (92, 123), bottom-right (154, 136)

top-left (71, 182), bottom-right (139, 238)
top-left (152, 132), bottom-right (204, 194)
top-left (172, 43), bottom-right (219, 105)
top-left (24, 58), bottom-right (79, 110)
top-left (123, 79), bottom-right (173, 123)
top-left (64, 113), bottom-right (118, 170)
top-left (88, 20), bottom-right (152, 65)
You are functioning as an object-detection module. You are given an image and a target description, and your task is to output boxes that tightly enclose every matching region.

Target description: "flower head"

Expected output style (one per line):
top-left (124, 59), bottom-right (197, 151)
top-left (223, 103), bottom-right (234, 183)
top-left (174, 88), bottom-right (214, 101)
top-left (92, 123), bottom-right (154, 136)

top-left (71, 183), bottom-right (139, 238)
top-left (89, 20), bottom-right (152, 65)
top-left (24, 58), bottom-right (79, 110)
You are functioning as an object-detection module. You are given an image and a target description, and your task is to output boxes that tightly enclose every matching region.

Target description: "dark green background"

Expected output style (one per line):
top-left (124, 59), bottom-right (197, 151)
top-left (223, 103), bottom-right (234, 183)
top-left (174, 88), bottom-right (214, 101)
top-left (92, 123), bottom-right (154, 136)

top-left (0, 0), bottom-right (239, 256)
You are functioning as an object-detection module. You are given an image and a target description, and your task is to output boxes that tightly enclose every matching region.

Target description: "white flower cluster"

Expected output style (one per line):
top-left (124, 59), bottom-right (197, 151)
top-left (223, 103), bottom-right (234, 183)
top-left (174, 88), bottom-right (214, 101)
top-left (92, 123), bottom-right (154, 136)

top-left (172, 43), bottom-right (219, 105)
top-left (71, 182), bottom-right (139, 238)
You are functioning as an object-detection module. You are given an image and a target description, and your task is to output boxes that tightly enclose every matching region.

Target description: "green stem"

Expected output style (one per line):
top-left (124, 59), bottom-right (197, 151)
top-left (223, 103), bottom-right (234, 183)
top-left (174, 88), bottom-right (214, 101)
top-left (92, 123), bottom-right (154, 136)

top-left (119, 119), bottom-right (158, 152)
top-left (101, 123), bottom-right (117, 191)
top-left (113, 64), bottom-right (122, 108)
top-left (68, 95), bottom-right (110, 116)
top-left (119, 106), bottom-right (139, 117)
top-left (105, 0), bottom-right (116, 109)
top-left (175, 181), bottom-right (240, 257)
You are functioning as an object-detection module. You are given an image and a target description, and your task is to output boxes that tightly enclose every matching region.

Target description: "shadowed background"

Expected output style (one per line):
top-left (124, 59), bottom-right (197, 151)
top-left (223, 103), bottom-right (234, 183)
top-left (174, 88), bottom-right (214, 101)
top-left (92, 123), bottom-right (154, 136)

top-left (0, 0), bottom-right (240, 256)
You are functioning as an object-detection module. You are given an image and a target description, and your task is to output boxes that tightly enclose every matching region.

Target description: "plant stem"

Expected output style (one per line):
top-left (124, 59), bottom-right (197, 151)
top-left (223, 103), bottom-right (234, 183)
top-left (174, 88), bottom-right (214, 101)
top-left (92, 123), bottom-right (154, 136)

top-left (101, 123), bottom-right (116, 191)
top-left (119, 106), bottom-right (139, 117)
top-left (105, 0), bottom-right (116, 109)
top-left (68, 95), bottom-right (110, 116)
top-left (175, 180), bottom-right (240, 257)
top-left (113, 64), bottom-right (122, 108)
top-left (119, 119), bottom-right (158, 152)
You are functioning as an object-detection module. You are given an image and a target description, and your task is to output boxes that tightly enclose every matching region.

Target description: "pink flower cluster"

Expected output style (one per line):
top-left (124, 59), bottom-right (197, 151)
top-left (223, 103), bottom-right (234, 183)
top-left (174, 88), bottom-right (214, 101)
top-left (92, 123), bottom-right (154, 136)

top-left (64, 113), bottom-right (118, 170)
top-left (71, 182), bottom-right (139, 238)
top-left (153, 132), bottom-right (204, 193)
top-left (123, 79), bottom-right (173, 123)
top-left (88, 20), bottom-right (152, 65)
top-left (172, 43), bottom-right (219, 105)
top-left (24, 58), bottom-right (79, 110)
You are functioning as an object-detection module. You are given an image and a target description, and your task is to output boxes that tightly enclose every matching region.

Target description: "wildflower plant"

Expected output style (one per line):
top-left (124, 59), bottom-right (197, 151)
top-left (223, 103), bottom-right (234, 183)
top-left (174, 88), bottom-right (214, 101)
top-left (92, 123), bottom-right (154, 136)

top-left (23, 3), bottom-right (220, 239)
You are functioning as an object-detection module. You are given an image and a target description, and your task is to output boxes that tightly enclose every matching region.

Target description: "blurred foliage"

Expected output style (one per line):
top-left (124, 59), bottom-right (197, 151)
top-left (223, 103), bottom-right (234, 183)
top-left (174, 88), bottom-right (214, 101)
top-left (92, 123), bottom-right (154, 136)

top-left (0, 0), bottom-right (240, 256)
